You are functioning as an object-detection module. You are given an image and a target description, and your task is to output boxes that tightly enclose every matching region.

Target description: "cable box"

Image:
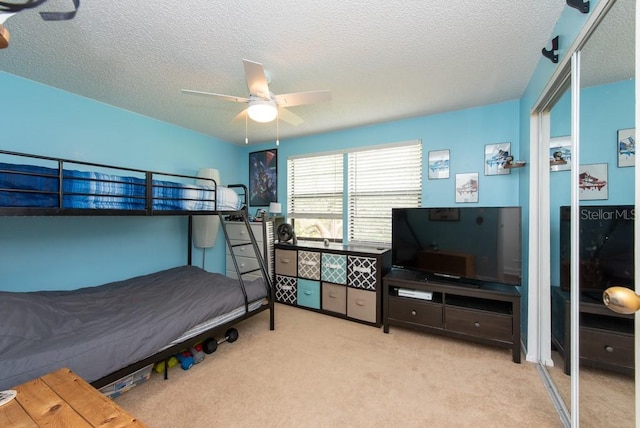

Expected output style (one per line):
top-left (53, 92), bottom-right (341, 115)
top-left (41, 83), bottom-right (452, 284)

top-left (397, 288), bottom-right (433, 300)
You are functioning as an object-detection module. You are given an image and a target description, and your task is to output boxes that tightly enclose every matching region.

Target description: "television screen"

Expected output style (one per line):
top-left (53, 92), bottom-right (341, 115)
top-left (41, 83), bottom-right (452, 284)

top-left (391, 207), bottom-right (522, 286)
top-left (559, 205), bottom-right (634, 294)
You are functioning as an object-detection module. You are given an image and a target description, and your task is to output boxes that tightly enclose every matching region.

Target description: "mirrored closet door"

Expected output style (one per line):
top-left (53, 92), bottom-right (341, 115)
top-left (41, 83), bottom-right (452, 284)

top-left (532, 0), bottom-right (636, 425)
top-left (578, 0), bottom-right (635, 425)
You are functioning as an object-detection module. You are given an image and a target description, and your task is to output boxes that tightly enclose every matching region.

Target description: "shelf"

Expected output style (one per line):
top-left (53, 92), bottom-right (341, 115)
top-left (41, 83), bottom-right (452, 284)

top-left (504, 161), bottom-right (526, 169)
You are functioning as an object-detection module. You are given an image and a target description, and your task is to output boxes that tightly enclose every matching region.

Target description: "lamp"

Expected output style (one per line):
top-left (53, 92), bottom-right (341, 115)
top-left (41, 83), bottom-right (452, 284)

top-left (269, 202), bottom-right (282, 217)
top-left (247, 99), bottom-right (278, 123)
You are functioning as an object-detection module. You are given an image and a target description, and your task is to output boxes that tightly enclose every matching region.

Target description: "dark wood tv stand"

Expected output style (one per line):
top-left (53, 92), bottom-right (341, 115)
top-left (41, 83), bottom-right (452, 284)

top-left (551, 287), bottom-right (634, 376)
top-left (382, 269), bottom-right (521, 363)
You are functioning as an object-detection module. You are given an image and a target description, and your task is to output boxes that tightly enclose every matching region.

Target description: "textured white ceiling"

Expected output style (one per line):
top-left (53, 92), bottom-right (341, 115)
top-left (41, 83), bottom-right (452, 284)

top-left (1, 1), bottom-right (571, 144)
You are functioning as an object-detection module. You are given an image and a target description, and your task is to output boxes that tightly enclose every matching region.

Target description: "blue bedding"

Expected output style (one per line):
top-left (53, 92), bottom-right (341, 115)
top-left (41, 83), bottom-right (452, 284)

top-left (0, 162), bottom-right (242, 211)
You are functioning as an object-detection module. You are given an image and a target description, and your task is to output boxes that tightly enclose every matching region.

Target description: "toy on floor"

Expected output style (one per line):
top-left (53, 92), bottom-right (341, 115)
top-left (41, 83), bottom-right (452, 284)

top-left (176, 351), bottom-right (194, 370)
top-left (189, 343), bottom-right (206, 364)
top-left (202, 328), bottom-right (239, 354)
top-left (153, 356), bottom-right (179, 374)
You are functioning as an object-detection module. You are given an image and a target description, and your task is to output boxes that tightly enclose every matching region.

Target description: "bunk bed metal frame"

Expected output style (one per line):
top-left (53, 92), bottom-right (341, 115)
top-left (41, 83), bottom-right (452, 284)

top-left (0, 149), bottom-right (275, 389)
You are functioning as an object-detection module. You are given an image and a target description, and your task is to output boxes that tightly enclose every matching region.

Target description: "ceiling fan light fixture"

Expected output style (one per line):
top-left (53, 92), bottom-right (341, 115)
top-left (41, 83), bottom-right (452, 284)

top-left (247, 99), bottom-right (278, 123)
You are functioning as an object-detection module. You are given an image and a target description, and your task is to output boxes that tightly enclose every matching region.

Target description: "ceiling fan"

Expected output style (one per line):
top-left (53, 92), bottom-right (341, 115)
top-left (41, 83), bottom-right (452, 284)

top-left (182, 59), bottom-right (331, 126)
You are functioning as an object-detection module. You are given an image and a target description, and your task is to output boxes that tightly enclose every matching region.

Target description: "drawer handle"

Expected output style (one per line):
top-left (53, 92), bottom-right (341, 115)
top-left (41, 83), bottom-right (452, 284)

top-left (281, 285), bottom-right (293, 291)
top-left (301, 260), bottom-right (317, 266)
top-left (353, 266), bottom-right (371, 274)
top-left (605, 346), bottom-right (614, 353)
top-left (411, 310), bottom-right (417, 316)
top-left (474, 322), bottom-right (480, 328)
top-left (329, 292), bottom-right (338, 298)
top-left (356, 299), bottom-right (366, 307)
top-left (281, 258), bottom-right (291, 264)
top-left (304, 290), bottom-right (313, 296)
top-left (326, 263), bottom-right (341, 269)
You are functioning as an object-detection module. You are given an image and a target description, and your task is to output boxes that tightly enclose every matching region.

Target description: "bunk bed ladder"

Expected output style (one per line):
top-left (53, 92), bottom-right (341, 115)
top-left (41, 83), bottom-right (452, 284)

top-left (219, 211), bottom-right (275, 330)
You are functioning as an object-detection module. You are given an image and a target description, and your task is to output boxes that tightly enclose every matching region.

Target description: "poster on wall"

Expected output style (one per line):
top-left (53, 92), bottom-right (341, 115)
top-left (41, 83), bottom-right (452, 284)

top-left (579, 163), bottom-right (608, 201)
top-left (428, 149), bottom-right (450, 179)
top-left (617, 128), bottom-right (635, 167)
top-left (455, 172), bottom-right (478, 203)
top-left (484, 142), bottom-right (511, 175)
top-left (249, 149), bottom-right (277, 206)
top-left (550, 136), bottom-right (571, 172)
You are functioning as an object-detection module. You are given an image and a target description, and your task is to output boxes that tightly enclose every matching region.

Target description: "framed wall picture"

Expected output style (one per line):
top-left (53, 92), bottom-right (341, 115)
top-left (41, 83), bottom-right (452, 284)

top-left (428, 149), bottom-right (450, 179)
top-left (617, 128), bottom-right (635, 167)
top-left (579, 163), bottom-right (608, 201)
top-left (484, 142), bottom-right (511, 176)
top-left (249, 149), bottom-right (277, 206)
top-left (550, 136), bottom-right (571, 172)
top-left (455, 172), bottom-right (478, 203)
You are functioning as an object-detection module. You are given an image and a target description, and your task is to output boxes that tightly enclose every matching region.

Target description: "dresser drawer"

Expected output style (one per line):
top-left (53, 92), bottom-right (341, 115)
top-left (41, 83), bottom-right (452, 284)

top-left (226, 242), bottom-right (259, 259)
top-left (298, 251), bottom-right (321, 280)
top-left (275, 275), bottom-right (297, 305)
top-left (347, 255), bottom-right (377, 290)
top-left (347, 288), bottom-right (377, 323)
top-left (580, 327), bottom-right (634, 368)
top-left (225, 222), bottom-right (264, 244)
top-left (445, 307), bottom-right (512, 342)
top-left (297, 279), bottom-right (321, 310)
top-left (226, 255), bottom-right (260, 277)
top-left (388, 296), bottom-right (443, 328)
top-left (226, 270), bottom-right (262, 282)
top-left (275, 249), bottom-right (298, 276)
top-left (322, 253), bottom-right (347, 284)
top-left (322, 282), bottom-right (346, 315)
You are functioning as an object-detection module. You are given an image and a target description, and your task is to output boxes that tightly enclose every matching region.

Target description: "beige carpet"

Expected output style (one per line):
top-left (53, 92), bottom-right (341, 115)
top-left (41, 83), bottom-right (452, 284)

top-left (548, 351), bottom-right (634, 428)
top-left (115, 303), bottom-right (561, 427)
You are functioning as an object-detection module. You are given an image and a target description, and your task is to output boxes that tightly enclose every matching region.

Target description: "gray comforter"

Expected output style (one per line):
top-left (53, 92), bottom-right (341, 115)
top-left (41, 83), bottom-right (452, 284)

top-left (0, 266), bottom-right (268, 389)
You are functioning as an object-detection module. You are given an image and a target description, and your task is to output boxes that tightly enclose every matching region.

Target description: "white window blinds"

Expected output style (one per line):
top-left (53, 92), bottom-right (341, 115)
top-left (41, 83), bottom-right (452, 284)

top-left (287, 153), bottom-right (343, 220)
top-left (347, 142), bottom-right (422, 245)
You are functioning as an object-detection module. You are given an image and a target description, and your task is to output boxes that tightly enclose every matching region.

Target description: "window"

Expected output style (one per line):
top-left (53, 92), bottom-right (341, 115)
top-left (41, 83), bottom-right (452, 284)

top-left (287, 141), bottom-right (422, 244)
top-left (287, 153), bottom-right (343, 240)
top-left (348, 142), bottom-right (422, 245)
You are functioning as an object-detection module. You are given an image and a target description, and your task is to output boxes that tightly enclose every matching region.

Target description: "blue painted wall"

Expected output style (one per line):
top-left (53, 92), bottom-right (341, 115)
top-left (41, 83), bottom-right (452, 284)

top-left (0, 72), bottom-right (241, 291)
top-left (549, 80), bottom-right (635, 287)
top-left (242, 100), bottom-right (522, 217)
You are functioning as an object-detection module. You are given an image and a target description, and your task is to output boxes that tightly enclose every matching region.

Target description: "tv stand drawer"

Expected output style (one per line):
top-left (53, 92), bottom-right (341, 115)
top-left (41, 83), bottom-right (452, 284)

top-left (388, 296), bottom-right (443, 328)
top-left (580, 328), bottom-right (633, 368)
top-left (445, 307), bottom-right (512, 342)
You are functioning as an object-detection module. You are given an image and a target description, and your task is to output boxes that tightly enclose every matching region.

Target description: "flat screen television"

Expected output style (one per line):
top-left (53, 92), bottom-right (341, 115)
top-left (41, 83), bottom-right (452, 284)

top-left (559, 205), bottom-right (634, 295)
top-left (391, 207), bottom-right (522, 286)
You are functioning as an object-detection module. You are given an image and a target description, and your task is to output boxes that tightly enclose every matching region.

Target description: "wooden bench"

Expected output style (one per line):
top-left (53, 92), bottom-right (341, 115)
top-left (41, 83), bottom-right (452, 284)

top-left (0, 368), bottom-right (146, 427)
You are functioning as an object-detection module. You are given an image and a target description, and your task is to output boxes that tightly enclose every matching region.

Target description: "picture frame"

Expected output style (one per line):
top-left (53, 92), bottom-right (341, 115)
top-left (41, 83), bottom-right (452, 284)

top-left (249, 149), bottom-right (277, 206)
top-left (455, 172), bottom-right (478, 203)
top-left (484, 142), bottom-right (511, 176)
top-left (428, 149), bottom-right (450, 179)
top-left (428, 208), bottom-right (460, 221)
top-left (617, 128), bottom-right (635, 167)
top-left (550, 136), bottom-right (571, 172)
top-left (579, 163), bottom-right (608, 201)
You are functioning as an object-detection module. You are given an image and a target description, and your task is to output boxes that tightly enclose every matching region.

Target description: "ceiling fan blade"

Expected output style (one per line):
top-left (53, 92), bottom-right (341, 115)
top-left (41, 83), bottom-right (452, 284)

top-left (275, 90), bottom-right (331, 108)
top-left (278, 107), bottom-right (304, 126)
top-left (182, 89), bottom-right (249, 103)
top-left (232, 108), bottom-right (248, 123)
top-left (243, 59), bottom-right (271, 99)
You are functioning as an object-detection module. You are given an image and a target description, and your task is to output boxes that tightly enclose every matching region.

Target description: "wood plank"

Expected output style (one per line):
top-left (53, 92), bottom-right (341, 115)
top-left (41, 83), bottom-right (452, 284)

top-left (14, 375), bottom-right (92, 427)
top-left (0, 398), bottom-right (39, 428)
top-left (41, 368), bottom-right (146, 428)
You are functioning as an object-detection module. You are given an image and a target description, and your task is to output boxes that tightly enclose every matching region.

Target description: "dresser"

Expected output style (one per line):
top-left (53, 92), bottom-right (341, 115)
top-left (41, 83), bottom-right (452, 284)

top-left (274, 241), bottom-right (391, 326)
top-left (224, 220), bottom-right (274, 282)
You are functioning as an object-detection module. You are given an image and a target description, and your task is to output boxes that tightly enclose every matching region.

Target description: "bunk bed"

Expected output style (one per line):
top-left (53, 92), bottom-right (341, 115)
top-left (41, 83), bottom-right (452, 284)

top-left (0, 149), bottom-right (275, 391)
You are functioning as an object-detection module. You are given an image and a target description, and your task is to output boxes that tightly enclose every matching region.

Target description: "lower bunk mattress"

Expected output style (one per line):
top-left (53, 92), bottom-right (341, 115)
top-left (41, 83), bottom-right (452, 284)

top-left (0, 265), bottom-right (269, 389)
